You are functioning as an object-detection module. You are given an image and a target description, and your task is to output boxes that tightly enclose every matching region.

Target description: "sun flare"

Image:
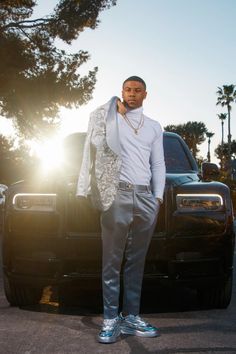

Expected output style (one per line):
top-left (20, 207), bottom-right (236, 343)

top-left (0, 106), bottom-right (90, 174)
top-left (30, 137), bottom-right (64, 172)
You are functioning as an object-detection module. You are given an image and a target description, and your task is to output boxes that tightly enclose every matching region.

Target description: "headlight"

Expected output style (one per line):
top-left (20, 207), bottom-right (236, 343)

top-left (12, 193), bottom-right (57, 212)
top-left (176, 193), bottom-right (223, 212)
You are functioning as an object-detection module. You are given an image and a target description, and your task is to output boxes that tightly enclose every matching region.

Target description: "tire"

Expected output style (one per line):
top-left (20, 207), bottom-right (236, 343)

top-left (197, 274), bottom-right (233, 309)
top-left (3, 273), bottom-right (42, 307)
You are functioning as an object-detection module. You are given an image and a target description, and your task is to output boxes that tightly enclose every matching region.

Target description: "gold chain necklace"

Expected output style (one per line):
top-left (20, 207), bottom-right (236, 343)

top-left (122, 113), bottom-right (144, 135)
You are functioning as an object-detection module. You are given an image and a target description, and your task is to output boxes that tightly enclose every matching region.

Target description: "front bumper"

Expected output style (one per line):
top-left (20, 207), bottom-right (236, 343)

top-left (3, 230), bottom-right (234, 290)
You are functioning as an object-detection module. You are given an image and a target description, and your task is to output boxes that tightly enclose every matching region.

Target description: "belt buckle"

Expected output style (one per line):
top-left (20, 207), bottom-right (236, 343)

top-left (126, 182), bottom-right (133, 190)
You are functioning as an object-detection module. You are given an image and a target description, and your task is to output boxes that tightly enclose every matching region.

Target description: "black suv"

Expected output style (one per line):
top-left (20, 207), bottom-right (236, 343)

top-left (2, 132), bottom-right (235, 308)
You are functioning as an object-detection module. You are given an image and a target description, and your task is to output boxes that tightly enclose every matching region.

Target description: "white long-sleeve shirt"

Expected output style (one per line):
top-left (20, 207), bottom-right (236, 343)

top-left (118, 106), bottom-right (166, 200)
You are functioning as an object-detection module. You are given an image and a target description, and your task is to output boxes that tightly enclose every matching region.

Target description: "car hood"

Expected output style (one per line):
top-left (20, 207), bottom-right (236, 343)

top-left (165, 172), bottom-right (199, 187)
top-left (8, 172), bottom-right (200, 193)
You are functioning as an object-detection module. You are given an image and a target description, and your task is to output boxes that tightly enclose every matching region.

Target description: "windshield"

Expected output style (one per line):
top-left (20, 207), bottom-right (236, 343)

top-left (62, 133), bottom-right (196, 175)
top-left (163, 135), bottom-right (195, 173)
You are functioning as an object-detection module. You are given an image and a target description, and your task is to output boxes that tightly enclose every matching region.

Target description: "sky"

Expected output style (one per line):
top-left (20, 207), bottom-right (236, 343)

top-left (1, 0), bottom-right (236, 163)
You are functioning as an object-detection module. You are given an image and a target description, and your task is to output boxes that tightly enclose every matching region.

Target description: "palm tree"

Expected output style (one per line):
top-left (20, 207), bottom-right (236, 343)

top-left (183, 121), bottom-right (207, 159)
top-left (206, 132), bottom-right (214, 162)
top-left (165, 121), bottom-right (207, 159)
top-left (216, 85), bottom-right (236, 177)
top-left (217, 113), bottom-right (227, 145)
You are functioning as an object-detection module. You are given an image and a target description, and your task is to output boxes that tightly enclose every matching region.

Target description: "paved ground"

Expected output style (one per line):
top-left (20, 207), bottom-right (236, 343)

top-left (0, 223), bottom-right (236, 353)
top-left (0, 278), bottom-right (236, 354)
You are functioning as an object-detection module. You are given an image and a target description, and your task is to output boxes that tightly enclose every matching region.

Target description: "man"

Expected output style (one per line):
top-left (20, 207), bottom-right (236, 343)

top-left (77, 76), bottom-right (166, 343)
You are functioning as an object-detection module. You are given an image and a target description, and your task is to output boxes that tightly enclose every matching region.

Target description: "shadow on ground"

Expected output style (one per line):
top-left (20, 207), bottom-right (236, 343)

top-left (19, 283), bottom-right (199, 316)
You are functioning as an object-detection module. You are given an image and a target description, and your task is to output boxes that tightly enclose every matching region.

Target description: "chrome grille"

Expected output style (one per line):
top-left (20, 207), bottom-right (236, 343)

top-left (65, 181), bottom-right (166, 235)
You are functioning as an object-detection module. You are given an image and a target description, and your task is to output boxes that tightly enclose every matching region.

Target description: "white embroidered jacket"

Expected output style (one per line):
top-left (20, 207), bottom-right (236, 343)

top-left (76, 97), bottom-right (122, 211)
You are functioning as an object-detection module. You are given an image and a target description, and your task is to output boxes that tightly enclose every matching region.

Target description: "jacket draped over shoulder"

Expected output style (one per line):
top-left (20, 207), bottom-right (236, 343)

top-left (76, 97), bottom-right (122, 211)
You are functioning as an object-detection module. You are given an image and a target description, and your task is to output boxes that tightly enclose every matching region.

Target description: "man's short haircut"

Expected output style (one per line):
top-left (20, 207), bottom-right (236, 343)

top-left (123, 76), bottom-right (146, 90)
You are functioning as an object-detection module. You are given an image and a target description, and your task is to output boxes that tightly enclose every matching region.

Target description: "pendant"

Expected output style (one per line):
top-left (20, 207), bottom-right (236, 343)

top-left (135, 129), bottom-right (138, 135)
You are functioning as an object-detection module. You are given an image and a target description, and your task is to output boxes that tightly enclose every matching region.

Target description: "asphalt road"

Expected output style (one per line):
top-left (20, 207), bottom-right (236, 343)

top-left (0, 226), bottom-right (236, 354)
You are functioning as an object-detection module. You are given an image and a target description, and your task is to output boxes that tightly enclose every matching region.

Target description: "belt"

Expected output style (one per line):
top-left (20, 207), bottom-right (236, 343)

top-left (118, 181), bottom-right (151, 192)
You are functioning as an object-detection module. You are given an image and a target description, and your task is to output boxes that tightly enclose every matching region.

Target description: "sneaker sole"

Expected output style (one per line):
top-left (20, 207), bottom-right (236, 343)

top-left (121, 327), bottom-right (160, 337)
top-left (98, 330), bottom-right (121, 343)
top-left (98, 336), bottom-right (119, 343)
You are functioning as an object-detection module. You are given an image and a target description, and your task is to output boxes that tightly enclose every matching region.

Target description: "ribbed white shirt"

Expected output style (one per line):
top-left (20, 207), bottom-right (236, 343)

top-left (118, 107), bottom-right (166, 200)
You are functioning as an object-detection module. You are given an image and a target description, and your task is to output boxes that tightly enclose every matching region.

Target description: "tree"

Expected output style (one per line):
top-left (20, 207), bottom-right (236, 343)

top-left (0, 134), bottom-right (37, 184)
top-left (215, 141), bottom-right (236, 160)
top-left (216, 85), bottom-right (236, 177)
top-left (206, 131), bottom-right (214, 162)
top-left (215, 143), bottom-right (229, 162)
top-left (217, 113), bottom-right (227, 145)
top-left (215, 140), bottom-right (236, 176)
top-left (165, 121), bottom-right (207, 159)
top-left (163, 124), bottom-right (184, 137)
top-left (0, 0), bottom-right (116, 138)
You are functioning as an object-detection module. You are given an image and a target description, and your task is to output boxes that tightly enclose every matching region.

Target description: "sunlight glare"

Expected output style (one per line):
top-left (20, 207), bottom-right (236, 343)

top-left (31, 137), bottom-right (64, 173)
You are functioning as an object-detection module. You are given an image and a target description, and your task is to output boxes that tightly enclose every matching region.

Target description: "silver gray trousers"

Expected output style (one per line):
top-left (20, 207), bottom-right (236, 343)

top-left (101, 182), bottom-right (160, 319)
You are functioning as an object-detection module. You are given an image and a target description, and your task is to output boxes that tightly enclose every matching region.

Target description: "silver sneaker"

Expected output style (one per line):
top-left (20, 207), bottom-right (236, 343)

top-left (120, 313), bottom-right (159, 337)
top-left (98, 316), bottom-right (121, 343)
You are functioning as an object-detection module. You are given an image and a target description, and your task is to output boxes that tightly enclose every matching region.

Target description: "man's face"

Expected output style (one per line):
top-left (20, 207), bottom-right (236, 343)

top-left (122, 81), bottom-right (147, 109)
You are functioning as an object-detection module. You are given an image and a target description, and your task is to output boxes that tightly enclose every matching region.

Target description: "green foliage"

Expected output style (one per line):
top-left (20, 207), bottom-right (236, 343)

top-left (206, 132), bottom-right (214, 139)
top-left (0, 134), bottom-right (38, 184)
top-left (215, 141), bottom-right (236, 163)
top-left (164, 121), bottom-right (207, 159)
top-left (217, 113), bottom-right (227, 122)
top-left (216, 84), bottom-right (236, 179)
top-left (216, 85), bottom-right (236, 111)
top-left (0, 0), bottom-right (116, 138)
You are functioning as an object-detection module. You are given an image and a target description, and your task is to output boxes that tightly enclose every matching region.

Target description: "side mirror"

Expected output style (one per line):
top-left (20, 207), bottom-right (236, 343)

top-left (201, 162), bottom-right (220, 181)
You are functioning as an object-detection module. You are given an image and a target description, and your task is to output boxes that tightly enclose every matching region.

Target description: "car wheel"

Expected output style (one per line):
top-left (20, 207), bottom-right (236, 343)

top-left (197, 274), bottom-right (233, 309)
top-left (3, 273), bottom-right (43, 307)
